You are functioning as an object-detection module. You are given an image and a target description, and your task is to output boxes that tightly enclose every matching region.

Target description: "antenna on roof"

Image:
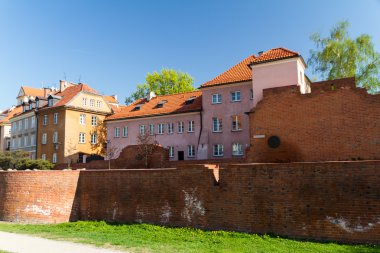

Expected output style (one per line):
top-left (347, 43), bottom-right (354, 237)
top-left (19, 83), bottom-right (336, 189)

top-left (63, 72), bottom-right (67, 81)
top-left (78, 75), bottom-right (82, 83)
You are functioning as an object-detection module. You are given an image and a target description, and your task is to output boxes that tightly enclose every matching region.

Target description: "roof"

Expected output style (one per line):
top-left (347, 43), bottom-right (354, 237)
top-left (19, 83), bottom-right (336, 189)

top-left (20, 86), bottom-right (47, 97)
top-left (106, 91), bottom-right (202, 121)
top-left (49, 83), bottom-right (99, 108)
top-left (200, 47), bottom-right (300, 88)
top-left (104, 95), bottom-right (118, 104)
top-left (0, 106), bottom-right (23, 124)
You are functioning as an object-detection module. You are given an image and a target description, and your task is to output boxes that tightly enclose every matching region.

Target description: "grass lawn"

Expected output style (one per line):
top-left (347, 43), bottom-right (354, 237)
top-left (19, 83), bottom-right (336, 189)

top-left (0, 221), bottom-right (379, 253)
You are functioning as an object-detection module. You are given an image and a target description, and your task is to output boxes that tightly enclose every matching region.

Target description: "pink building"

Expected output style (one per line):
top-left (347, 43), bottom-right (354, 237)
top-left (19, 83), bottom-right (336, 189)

top-left (105, 91), bottom-right (202, 160)
top-left (106, 47), bottom-right (309, 161)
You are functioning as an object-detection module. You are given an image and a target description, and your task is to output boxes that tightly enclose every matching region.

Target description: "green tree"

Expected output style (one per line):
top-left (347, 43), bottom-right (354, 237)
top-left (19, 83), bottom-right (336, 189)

top-left (308, 21), bottom-right (380, 93)
top-left (125, 69), bottom-right (195, 104)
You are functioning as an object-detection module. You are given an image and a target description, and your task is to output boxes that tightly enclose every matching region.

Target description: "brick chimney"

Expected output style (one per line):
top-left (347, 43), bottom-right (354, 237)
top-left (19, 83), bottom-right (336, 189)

top-left (60, 80), bottom-right (76, 92)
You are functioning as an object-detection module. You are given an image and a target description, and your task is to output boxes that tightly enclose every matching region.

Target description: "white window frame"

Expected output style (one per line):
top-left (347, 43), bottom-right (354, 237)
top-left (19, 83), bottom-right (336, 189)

top-left (139, 125), bottom-right (146, 135)
top-left (24, 118), bottom-right (28, 130)
top-left (80, 114), bottom-right (86, 125)
top-left (43, 115), bottom-right (48, 126)
top-left (212, 94), bottom-right (222, 104)
top-left (91, 116), bottom-right (97, 126)
top-left (53, 132), bottom-right (58, 143)
top-left (122, 126), bottom-right (128, 137)
top-left (158, 123), bottom-right (164, 134)
top-left (213, 144), bottom-right (224, 157)
top-left (91, 133), bottom-right (97, 144)
top-left (212, 117), bottom-right (222, 132)
top-left (79, 132), bottom-right (86, 143)
top-left (114, 127), bottom-right (120, 138)
top-left (82, 97), bottom-right (87, 106)
top-left (52, 153), bottom-right (57, 164)
top-left (24, 136), bottom-right (28, 147)
top-left (54, 113), bottom-right (58, 124)
top-left (178, 121), bottom-right (184, 133)
top-left (232, 143), bottom-right (244, 156)
top-left (168, 146), bottom-right (174, 158)
top-left (97, 100), bottom-right (102, 108)
top-left (48, 99), bottom-right (54, 107)
top-left (41, 154), bottom-right (46, 160)
top-left (31, 116), bottom-right (36, 128)
top-left (187, 145), bottom-right (195, 157)
top-left (231, 115), bottom-right (242, 131)
top-left (231, 91), bottom-right (241, 102)
top-left (149, 124), bottom-right (154, 135)
top-left (167, 122), bottom-right (174, 134)
top-left (31, 134), bottom-right (36, 146)
top-left (18, 121), bottom-right (22, 131)
top-left (90, 99), bottom-right (95, 107)
top-left (42, 133), bottom-right (47, 144)
top-left (188, 120), bottom-right (194, 133)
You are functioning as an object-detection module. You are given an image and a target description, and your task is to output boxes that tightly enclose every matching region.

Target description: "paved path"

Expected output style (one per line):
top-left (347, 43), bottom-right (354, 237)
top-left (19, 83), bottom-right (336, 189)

top-left (0, 231), bottom-right (126, 253)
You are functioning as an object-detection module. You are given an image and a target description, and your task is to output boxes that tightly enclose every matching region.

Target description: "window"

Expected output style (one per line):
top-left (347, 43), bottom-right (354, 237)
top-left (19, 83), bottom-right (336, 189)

top-left (139, 125), bottom-right (146, 135)
top-left (53, 132), bottom-right (58, 143)
top-left (52, 153), bottom-right (57, 163)
top-left (231, 91), bottom-right (241, 102)
top-left (24, 136), bottom-right (28, 147)
top-left (54, 113), bottom-right (58, 124)
top-left (250, 89), bottom-right (254, 100)
top-left (114, 127), bottom-right (120, 138)
top-left (12, 122), bottom-right (16, 133)
top-left (90, 99), bottom-right (95, 107)
top-left (36, 100), bottom-right (40, 108)
top-left (31, 134), bottom-right (36, 146)
top-left (122, 126), bottom-right (128, 137)
top-left (212, 117), bottom-right (222, 132)
top-left (167, 123), bottom-right (174, 134)
top-left (91, 116), bottom-right (97, 126)
top-left (48, 99), bottom-right (53, 107)
top-left (80, 114), bottom-right (86, 125)
top-left (43, 115), bottom-right (48, 126)
top-left (18, 138), bottom-right (21, 147)
top-left (178, 121), bottom-right (184, 133)
top-left (31, 116), bottom-right (36, 128)
top-left (91, 134), bottom-right (97, 144)
top-left (24, 118), bottom-right (28, 130)
top-left (213, 144), bottom-right (224, 157)
top-left (149, 124), bottom-right (154, 135)
top-left (232, 143), bottom-right (244, 156)
top-left (42, 133), bottom-right (47, 144)
top-left (97, 100), bottom-right (102, 108)
top-left (188, 120), bottom-right (194, 132)
top-left (41, 154), bottom-right (46, 160)
top-left (188, 145), bottom-right (195, 157)
top-left (79, 132), bottom-right (86, 143)
top-left (82, 97), bottom-right (87, 106)
top-left (212, 94), bottom-right (222, 104)
top-left (12, 139), bottom-right (15, 148)
top-left (158, 123), bottom-right (164, 134)
top-left (168, 146), bottom-right (174, 158)
top-left (29, 103), bottom-right (33, 110)
top-left (18, 121), bottom-right (22, 131)
top-left (231, 115), bottom-right (242, 131)
top-left (185, 96), bottom-right (196, 105)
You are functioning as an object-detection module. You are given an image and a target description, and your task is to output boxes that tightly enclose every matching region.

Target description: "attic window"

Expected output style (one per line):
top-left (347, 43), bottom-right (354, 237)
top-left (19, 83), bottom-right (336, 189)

top-left (48, 99), bottom-right (54, 107)
top-left (157, 100), bottom-right (168, 108)
top-left (185, 96), bottom-right (196, 105)
top-left (133, 104), bottom-right (143, 111)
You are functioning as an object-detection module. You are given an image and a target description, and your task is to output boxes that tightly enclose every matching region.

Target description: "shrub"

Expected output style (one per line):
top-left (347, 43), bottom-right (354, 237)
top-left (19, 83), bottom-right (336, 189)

top-left (0, 151), bottom-right (28, 169)
top-left (15, 158), bottom-right (54, 170)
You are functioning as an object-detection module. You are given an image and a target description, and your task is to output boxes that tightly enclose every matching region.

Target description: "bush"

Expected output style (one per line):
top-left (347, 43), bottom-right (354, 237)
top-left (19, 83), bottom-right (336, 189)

top-left (15, 158), bottom-right (54, 170)
top-left (0, 151), bottom-right (28, 169)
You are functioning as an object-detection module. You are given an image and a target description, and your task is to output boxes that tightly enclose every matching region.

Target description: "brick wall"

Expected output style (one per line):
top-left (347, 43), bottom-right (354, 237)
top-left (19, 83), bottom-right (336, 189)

top-left (246, 77), bottom-right (380, 162)
top-left (1, 161), bottom-right (380, 244)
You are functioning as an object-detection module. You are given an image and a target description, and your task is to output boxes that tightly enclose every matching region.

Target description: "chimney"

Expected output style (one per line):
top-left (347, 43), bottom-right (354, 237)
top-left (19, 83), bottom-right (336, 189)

top-left (43, 87), bottom-right (51, 97)
top-left (111, 95), bottom-right (118, 101)
top-left (147, 91), bottom-right (156, 101)
top-left (60, 80), bottom-right (67, 92)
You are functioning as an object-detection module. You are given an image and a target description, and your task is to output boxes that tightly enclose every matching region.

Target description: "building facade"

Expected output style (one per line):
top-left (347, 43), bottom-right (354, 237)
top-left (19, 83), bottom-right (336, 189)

top-left (36, 81), bottom-right (114, 164)
top-left (0, 106), bottom-right (22, 152)
top-left (105, 91), bottom-right (202, 161)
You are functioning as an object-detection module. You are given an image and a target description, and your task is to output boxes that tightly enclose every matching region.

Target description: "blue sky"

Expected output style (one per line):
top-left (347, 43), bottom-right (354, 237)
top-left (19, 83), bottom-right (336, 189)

top-left (1, 0), bottom-right (379, 109)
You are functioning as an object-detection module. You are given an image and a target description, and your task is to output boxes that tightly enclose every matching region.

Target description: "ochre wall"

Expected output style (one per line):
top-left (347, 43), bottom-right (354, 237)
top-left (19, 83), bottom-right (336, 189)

top-left (1, 161), bottom-right (380, 244)
top-left (247, 78), bottom-right (380, 162)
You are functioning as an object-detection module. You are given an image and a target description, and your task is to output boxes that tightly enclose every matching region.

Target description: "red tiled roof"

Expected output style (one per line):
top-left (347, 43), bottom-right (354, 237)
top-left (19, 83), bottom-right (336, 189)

top-left (20, 86), bottom-right (46, 97)
top-left (201, 48), bottom-right (300, 88)
top-left (104, 95), bottom-right (118, 104)
top-left (51, 83), bottom-right (99, 107)
top-left (0, 106), bottom-right (23, 124)
top-left (106, 91), bottom-right (202, 121)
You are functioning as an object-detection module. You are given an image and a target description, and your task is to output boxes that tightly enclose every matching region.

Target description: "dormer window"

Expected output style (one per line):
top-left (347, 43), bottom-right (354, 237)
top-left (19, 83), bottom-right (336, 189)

top-left (185, 96), bottom-right (196, 105)
top-left (133, 104), bottom-right (143, 111)
top-left (29, 103), bottom-right (33, 110)
top-left (48, 99), bottom-right (54, 107)
top-left (36, 100), bottom-right (40, 108)
top-left (156, 100), bottom-right (168, 108)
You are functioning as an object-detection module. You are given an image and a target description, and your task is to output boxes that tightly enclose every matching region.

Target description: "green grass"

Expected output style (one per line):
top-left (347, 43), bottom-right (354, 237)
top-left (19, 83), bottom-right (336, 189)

top-left (0, 221), bottom-right (379, 253)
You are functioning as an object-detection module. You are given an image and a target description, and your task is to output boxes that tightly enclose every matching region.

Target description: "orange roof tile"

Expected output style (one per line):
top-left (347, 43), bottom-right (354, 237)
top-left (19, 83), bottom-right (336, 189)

top-left (201, 48), bottom-right (300, 88)
top-left (106, 91), bottom-right (202, 121)
top-left (104, 95), bottom-right (119, 104)
top-left (51, 83), bottom-right (99, 107)
top-left (21, 86), bottom-right (47, 97)
top-left (0, 106), bottom-right (23, 124)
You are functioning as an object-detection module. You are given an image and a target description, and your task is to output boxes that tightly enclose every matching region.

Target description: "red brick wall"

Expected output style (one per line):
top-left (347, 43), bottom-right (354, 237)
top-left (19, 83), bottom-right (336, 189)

top-left (1, 161), bottom-right (380, 244)
top-left (246, 77), bottom-right (380, 162)
top-left (0, 170), bottom-right (80, 223)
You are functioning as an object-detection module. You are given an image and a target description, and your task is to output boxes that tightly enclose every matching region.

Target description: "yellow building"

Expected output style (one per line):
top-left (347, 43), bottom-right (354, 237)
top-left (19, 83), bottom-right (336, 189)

top-left (36, 81), bottom-right (117, 164)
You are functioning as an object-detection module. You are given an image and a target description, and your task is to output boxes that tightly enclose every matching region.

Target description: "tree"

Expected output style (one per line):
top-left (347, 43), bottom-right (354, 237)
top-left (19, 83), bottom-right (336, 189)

top-left (308, 21), bottom-right (380, 93)
top-left (104, 140), bottom-right (120, 170)
top-left (125, 68), bottom-right (196, 104)
top-left (136, 133), bottom-right (157, 168)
